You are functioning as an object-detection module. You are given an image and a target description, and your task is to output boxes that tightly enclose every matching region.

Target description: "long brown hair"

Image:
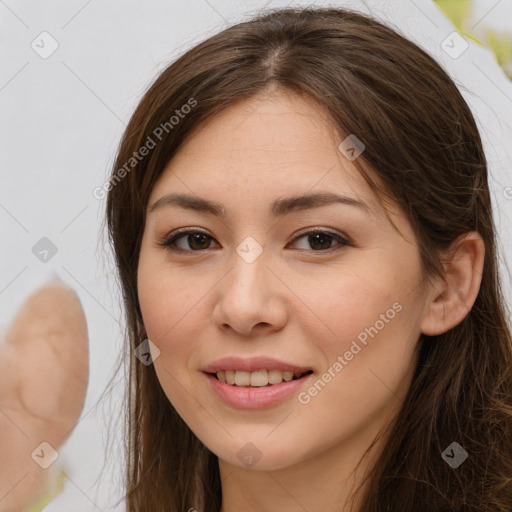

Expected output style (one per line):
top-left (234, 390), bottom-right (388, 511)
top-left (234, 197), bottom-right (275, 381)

top-left (104, 6), bottom-right (512, 511)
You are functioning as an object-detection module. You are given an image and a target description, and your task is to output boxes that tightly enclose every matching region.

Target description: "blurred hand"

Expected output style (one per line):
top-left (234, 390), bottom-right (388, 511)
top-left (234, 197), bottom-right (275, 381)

top-left (0, 281), bottom-right (89, 511)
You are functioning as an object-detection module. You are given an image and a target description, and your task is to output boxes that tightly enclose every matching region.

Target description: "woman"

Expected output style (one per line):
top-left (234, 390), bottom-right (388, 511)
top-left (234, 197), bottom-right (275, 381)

top-left (104, 5), bottom-right (512, 512)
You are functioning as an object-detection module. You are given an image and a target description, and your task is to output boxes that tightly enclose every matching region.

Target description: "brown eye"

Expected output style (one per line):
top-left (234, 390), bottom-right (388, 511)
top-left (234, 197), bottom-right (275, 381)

top-left (184, 232), bottom-right (212, 250)
top-left (289, 230), bottom-right (351, 252)
top-left (158, 228), bottom-right (351, 253)
top-left (305, 232), bottom-right (335, 250)
top-left (159, 230), bottom-right (218, 252)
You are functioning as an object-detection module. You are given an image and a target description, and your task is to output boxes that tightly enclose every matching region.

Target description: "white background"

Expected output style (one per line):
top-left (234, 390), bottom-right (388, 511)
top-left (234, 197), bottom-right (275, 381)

top-left (1, 0), bottom-right (511, 510)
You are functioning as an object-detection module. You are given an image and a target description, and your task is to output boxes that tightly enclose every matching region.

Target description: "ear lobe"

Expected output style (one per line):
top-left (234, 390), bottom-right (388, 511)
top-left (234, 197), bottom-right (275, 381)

top-left (420, 232), bottom-right (485, 336)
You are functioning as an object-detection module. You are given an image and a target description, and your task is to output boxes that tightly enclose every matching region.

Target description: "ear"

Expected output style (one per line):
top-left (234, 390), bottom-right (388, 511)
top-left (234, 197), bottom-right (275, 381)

top-left (420, 231), bottom-right (485, 336)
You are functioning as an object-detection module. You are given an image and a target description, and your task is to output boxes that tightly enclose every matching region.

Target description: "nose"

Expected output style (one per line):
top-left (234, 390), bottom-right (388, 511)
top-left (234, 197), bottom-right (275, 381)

top-left (211, 249), bottom-right (288, 337)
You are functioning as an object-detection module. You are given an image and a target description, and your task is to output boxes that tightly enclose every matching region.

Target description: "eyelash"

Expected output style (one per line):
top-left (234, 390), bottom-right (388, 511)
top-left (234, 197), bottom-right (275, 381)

top-left (157, 228), bottom-right (353, 254)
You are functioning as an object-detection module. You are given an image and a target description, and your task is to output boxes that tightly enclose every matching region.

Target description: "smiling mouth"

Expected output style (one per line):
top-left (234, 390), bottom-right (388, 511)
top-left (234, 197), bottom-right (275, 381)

top-left (208, 369), bottom-right (314, 387)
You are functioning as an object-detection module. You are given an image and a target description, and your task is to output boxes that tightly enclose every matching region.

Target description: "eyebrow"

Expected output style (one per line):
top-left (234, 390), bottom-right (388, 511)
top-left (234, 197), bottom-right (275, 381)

top-left (148, 191), bottom-right (371, 217)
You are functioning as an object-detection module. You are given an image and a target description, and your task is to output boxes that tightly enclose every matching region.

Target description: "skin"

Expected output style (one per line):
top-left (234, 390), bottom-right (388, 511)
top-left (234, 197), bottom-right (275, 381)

top-left (137, 89), bottom-right (485, 511)
top-left (0, 283), bottom-right (89, 512)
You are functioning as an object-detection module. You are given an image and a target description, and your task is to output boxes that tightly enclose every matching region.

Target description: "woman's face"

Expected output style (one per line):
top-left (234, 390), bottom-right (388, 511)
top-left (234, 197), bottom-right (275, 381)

top-left (137, 90), bottom-right (432, 471)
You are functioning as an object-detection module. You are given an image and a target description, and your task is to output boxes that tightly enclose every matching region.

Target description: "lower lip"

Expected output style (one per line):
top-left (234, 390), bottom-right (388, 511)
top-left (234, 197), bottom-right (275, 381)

top-left (203, 372), bottom-right (313, 409)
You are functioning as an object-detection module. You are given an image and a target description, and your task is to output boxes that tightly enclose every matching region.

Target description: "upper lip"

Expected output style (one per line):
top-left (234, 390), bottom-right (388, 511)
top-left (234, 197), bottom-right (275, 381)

top-left (201, 356), bottom-right (313, 374)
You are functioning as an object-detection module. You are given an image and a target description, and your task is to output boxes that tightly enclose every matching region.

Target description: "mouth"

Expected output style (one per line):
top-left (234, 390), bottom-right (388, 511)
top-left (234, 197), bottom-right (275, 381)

top-left (206, 369), bottom-right (314, 387)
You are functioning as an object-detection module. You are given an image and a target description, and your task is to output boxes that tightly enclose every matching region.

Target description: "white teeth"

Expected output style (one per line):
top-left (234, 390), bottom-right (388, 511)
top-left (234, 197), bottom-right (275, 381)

top-left (215, 369), bottom-right (309, 386)
top-left (282, 371), bottom-right (294, 382)
top-left (268, 369), bottom-right (283, 384)
top-left (250, 370), bottom-right (268, 387)
top-left (234, 371), bottom-right (251, 386)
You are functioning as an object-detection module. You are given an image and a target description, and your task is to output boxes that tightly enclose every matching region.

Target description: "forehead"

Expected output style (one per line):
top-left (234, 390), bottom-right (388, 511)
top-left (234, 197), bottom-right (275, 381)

top-left (149, 91), bottom-right (384, 220)
top-left (172, 91), bottom-right (343, 167)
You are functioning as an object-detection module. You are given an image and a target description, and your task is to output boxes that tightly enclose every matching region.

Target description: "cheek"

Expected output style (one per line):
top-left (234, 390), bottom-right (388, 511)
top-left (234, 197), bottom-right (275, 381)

top-left (138, 276), bottom-right (171, 342)
top-left (137, 258), bottom-right (211, 391)
top-left (305, 268), bottom-right (398, 353)
top-left (137, 252), bottom-right (196, 341)
top-left (137, 267), bottom-right (199, 413)
top-left (303, 263), bottom-right (420, 393)
top-left (138, 282), bottom-right (198, 393)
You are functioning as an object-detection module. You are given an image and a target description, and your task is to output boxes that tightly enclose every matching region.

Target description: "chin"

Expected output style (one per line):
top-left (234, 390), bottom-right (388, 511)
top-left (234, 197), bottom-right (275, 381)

top-left (209, 437), bottom-right (310, 471)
